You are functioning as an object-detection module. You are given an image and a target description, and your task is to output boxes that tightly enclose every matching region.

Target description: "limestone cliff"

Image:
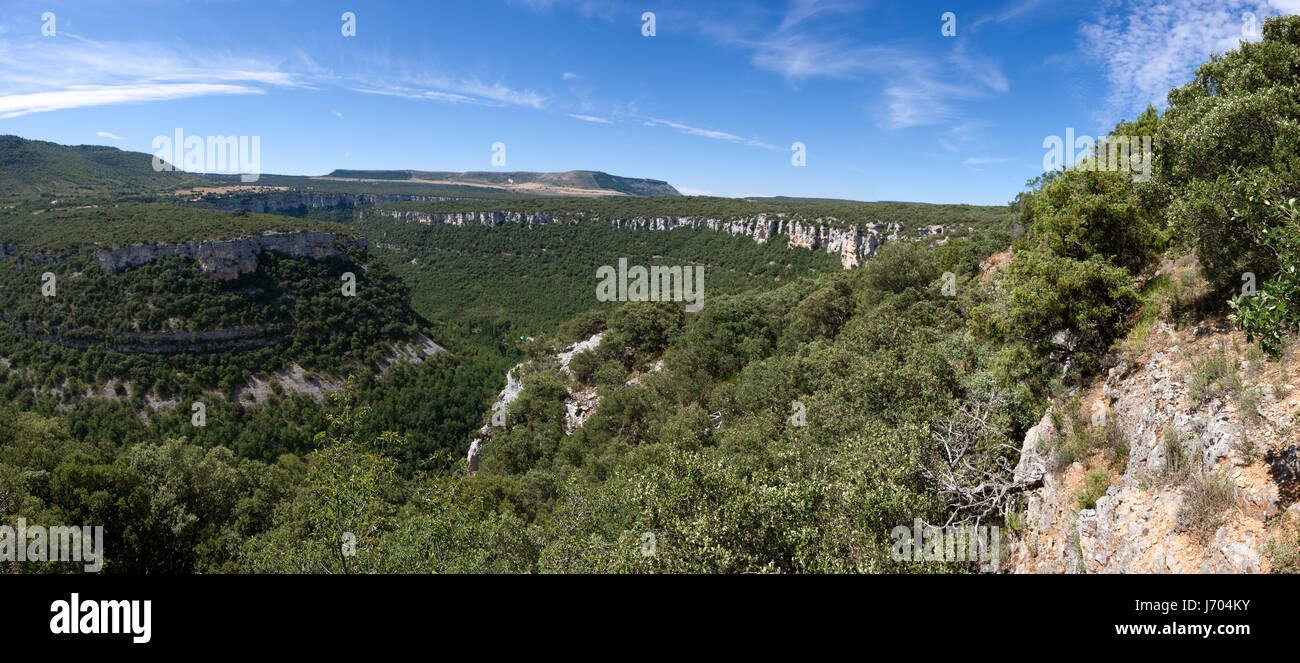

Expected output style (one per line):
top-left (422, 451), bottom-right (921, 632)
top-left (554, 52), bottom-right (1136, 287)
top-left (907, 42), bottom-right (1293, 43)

top-left (93, 231), bottom-right (366, 280)
top-left (1008, 321), bottom-right (1300, 574)
top-left (363, 208), bottom-right (915, 270)
top-left (466, 331), bottom-right (664, 475)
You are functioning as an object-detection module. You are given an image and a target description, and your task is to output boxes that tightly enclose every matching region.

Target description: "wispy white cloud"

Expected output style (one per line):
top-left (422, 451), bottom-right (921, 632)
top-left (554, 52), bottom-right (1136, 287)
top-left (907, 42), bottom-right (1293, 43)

top-left (691, 1), bottom-right (1010, 130)
top-left (0, 31), bottom-right (546, 117)
top-left (675, 186), bottom-right (715, 196)
top-left (96, 131), bottom-right (123, 140)
top-left (353, 87), bottom-right (482, 105)
top-left (1079, 0), bottom-right (1287, 118)
top-left (645, 117), bottom-right (782, 150)
top-left (963, 156), bottom-right (1012, 165)
top-left (971, 0), bottom-right (1051, 30)
top-left (342, 63), bottom-right (547, 109)
top-left (0, 34), bottom-right (294, 117)
top-left (704, 1), bottom-right (895, 81)
top-left (562, 71), bottom-right (580, 81)
top-left (569, 113), bottom-right (612, 123)
top-left (0, 83), bottom-right (262, 118)
top-left (506, 0), bottom-right (626, 19)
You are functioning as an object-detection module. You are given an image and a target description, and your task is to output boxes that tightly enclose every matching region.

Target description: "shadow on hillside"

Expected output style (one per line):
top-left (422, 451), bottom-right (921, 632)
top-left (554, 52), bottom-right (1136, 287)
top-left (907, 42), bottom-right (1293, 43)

top-left (1267, 444), bottom-right (1300, 505)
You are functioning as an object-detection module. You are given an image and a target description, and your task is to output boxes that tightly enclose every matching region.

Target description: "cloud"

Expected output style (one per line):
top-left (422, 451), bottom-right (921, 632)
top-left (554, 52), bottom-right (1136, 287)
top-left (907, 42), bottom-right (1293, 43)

top-left (0, 31), bottom-right (545, 118)
top-left (1079, 0), bottom-right (1286, 118)
top-left (569, 113), bottom-right (612, 123)
top-left (353, 87), bottom-right (483, 105)
top-left (96, 131), bottom-right (123, 140)
top-left (706, 2), bottom-right (897, 81)
top-left (0, 83), bottom-right (262, 118)
top-left (645, 118), bottom-right (781, 150)
top-left (0, 34), bottom-right (294, 117)
top-left (507, 0), bottom-right (629, 20)
top-left (675, 186), bottom-right (715, 196)
top-left (963, 156), bottom-right (1012, 165)
top-left (693, 1), bottom-right (1009, 130)
top-left (347, 69), bottom-right (546, 109)
top-left (562, 72), bottom-right (580, 81)
top-left (463, 80), bottom-right (546, 108)
top-left (971, 0), bottom-right (1051, 30)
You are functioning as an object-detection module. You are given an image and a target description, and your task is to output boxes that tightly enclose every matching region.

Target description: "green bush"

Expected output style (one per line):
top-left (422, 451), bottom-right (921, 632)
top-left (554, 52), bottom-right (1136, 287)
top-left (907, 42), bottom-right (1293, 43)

top-left (973, 248), bottom-right (1141, 390)
top-left (1076, 469), bottom-right (1110, 510)
top-left (1155, 15), bottom-right (1300, 295)
top-left (1227, 173), bottom-right (1300, 357)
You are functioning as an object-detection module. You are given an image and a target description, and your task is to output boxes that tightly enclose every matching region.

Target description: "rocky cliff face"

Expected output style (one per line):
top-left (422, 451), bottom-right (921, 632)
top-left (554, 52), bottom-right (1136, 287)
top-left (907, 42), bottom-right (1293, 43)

top-left (468, 331), bottom-right (639, 474)
top-left (93, 231), bottom-right (366, 280)
top-left (364, 208), bottom-right (911, 270)
top-left (1008, 322), bottom-right (1300, 574)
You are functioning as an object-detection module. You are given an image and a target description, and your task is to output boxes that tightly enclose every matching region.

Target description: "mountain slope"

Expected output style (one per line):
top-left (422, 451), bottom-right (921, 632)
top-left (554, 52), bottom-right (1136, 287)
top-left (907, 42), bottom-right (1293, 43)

top-left (0, 134), bottom-right (205, 200)
top-left (322, 169), bottom-right (680, 197)
top-left (0, 135), bottom-right (681, 201)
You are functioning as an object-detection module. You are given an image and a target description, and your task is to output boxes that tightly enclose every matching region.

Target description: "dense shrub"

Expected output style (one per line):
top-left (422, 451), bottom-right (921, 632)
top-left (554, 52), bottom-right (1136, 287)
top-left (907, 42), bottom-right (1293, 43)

top-left (1155, 15), bottom-right (1300, 295)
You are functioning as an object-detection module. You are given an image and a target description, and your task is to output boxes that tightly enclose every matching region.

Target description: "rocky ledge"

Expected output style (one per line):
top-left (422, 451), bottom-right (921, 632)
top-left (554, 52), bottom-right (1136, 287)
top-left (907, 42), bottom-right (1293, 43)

top-left (93, 231), bottom-right (367, 280)
top-left (363, 208), bottom-right (915, 270)
top-left (1009, 322), bottom-right (1300, 574)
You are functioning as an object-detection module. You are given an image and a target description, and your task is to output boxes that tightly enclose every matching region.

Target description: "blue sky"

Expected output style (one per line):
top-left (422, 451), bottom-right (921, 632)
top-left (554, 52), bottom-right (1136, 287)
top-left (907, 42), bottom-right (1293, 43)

top-left (0, 0), bottom-right (1296, 204)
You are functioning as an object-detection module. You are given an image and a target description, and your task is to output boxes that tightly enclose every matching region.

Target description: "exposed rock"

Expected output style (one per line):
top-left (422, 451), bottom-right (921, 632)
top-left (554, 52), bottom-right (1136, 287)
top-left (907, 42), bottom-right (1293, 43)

top-left (467, 331), bottom-right (662, 474)
top-left (93, 231), bottom-right (366, 280)
top-left (1008, 324), bottom-right (1298, 574)
top-left (365, 208), bottom-right (893, 270)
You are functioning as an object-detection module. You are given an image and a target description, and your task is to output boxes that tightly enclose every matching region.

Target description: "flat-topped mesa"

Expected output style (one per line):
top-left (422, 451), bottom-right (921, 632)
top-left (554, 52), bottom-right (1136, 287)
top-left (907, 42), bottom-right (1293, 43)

top-left (93, 231), bottom-right (366, 280)
top-left (364, 208), bottom-right (897, 270)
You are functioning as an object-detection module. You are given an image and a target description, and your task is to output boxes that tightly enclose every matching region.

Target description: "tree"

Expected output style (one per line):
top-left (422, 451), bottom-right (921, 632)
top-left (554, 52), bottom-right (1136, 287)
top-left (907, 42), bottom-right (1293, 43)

top-left (242, 380), bottom-right (399, 573)
top-left (1154, 15), bottom-right (1300, 294)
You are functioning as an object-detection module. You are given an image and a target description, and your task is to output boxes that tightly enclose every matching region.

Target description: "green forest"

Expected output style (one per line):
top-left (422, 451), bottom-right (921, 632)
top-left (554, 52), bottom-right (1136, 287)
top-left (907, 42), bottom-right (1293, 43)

top-left (1, 15), bottom-right (1299, 574)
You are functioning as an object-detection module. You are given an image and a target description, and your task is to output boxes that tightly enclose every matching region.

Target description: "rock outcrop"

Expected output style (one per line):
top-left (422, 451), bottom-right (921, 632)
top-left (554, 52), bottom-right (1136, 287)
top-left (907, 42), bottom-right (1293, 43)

top-left (93, 231), bottom-right (366, 280)
top-left (364, 208), bottom-right (916, 270)
top-left (1009, 323), bottom-right (1300, 574)
top-left (468, 331), bottom-right (619, 474)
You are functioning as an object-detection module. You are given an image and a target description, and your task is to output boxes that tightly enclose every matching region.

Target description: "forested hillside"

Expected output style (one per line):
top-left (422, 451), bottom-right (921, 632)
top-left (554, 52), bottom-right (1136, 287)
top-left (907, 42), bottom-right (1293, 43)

top-left (1, 15), bottom-right (1297, 574)
top-left (0, 135), bottom-right (206, 201)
